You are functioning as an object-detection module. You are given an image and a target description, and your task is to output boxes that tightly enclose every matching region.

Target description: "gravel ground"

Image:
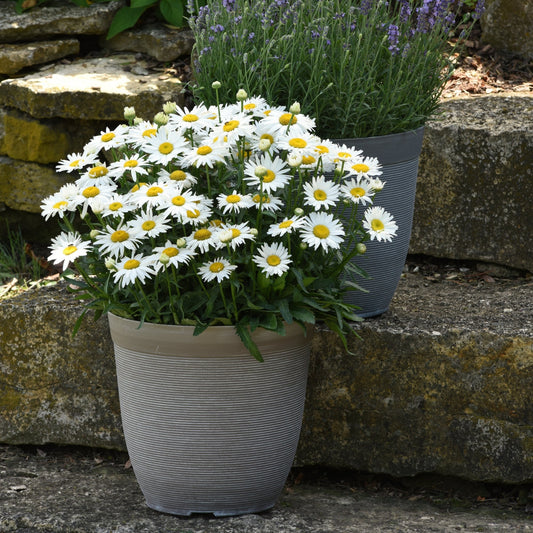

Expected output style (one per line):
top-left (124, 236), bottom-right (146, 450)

top-left (1, 444), bottom-right (533, 533)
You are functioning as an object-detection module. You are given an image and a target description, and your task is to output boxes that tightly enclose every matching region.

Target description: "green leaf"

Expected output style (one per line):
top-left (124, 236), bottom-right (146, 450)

top-left (106, 5), bottom-right (149, 39)
top-left (258, 312), bottom-right (278, 331)
top-left (236, 323), bottom-right (263, 362)
top-left (276, 298), bottom-right (292, 324)
top-left (290, 306), bottom-right (315, 324)
top-left (159, 0), bottom-right (184, 27)
top-left (130, 0), bottom-right (158, 8)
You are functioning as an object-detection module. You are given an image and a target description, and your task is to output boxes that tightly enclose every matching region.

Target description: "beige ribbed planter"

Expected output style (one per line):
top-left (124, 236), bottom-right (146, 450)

top-left (108, 313), bottom-right (312, 517)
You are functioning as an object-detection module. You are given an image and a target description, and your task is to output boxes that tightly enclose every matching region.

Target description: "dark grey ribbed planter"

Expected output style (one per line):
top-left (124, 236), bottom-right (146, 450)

top-left (108, 313), bottom-right (311, 517)
top-left (336, 127), bottom-right (425, 317)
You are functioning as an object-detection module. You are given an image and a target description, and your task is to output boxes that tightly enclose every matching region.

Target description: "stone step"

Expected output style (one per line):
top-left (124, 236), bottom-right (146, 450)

top-left (1, 269), bottom-right (531, 483)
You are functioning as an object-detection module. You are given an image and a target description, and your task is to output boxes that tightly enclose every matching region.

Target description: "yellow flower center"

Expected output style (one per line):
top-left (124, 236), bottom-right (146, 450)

top-left (124, 160), bottom-right (138, 168)
top-left (313, 189), bottom-right (327, 201)
top-left (111, 230), bottom-right (129, 242)
top-left (352, 163), bottom-right (370, 173)
top-left (289, 138), bottom-right (307, 149)
top-left (146, 186), bottom-right (163, 197)
top-left (350, 187), bottom-right (366, 198)
top-left (183, 113), bottom-right (199, 122)
top-left (223, 120), bottom-right (239, 132)
top-left (101, 132), bottom-right (115, 142)
top-left (89, 165), bottom-right (108, 178)
top-left (279, 220), bottom-right (293, 229)
top-left (186, 209), bottom-right (200, 219)
top-left (142, 220), bottom-right (156, 231)
top-left (82, 186), bottom-right (100, 198)
top-left (253, 194), bottom-right (270, 204)
top-left (231, 228), bottom-right (241, 238)
top-left (263, 170), bottom-right (275, 183)
top-left (209, 261), bottom-right (224, 273)
top-left (69, 159), bottom-right (80, 167)
top-left (124, 259), bottom-right (140, 270)
top-left (172, 195), bottom-right (186, 206)
top-left (194, 228), bottom-right (212, 241)
top-left (260, 133), bottom-right (274, 144)
top-left (109, 202), bottom-right (123, 211)
top-left (267, 254), bottom-right (281, 266)
top-left (302, 155), bottom-right (316, 165)
top-left (197, 145), bottom-right (212, 155)
top-left (279, 113), bottom-right (297, 126)
top-left (163, 246), bottom-right (179, 257)
top-left (371, 219), bottom-right (385, 232)
top-left (130, 182), bottom-right (147, 192)
top-left (244, 103), bottom-right (256, 110)
top-left (313, 224), bottom-right (330, 239)
top-left (315, 145), bottom-right (329, 155)
top-left (63, 245), bottom-right (77, 256)
top-left (170, 170), bottom-right (186, 181)
top-left (226, 194), bottom-right (241, 204)
top-left (337, 151), bottom-right (352, 159)
top-left (209, 219), bottom-right (223, 227)
top-left (53, 200), bottom-right (68, 210)
top-left (159, 142), bottom-right (174, 155)
top-left (142, 128), bottom-right (157, 137)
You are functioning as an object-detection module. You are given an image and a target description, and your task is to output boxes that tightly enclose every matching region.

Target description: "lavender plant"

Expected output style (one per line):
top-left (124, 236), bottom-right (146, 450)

top-left (189, 0), bottom-right (484, 138)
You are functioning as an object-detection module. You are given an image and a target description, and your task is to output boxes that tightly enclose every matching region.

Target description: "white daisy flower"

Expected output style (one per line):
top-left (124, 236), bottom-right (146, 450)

top-left (198, 257), bottom-right (237, 283)
top-left (182, 200), bottom-right (213, 226)
top-left (143, 127), bottom-right (188, 165)
top-left (41, 191), bottom-right (77, 220)
top-left (113, 254), bottom-right (155, 288)
top-left (48, 232), bottom-right (91, 271)
top-left (278, 131), bottom-right (321, 157)
top-left (107, 153), bottom-right (150, 181)
top-left (340, 177), bottom-right (375, 205)
top-left (94, 224), bottom-right (142, 258)
top-left (330, 143), bottom-right (363, 163)
top-left (248, 123), bottom-right (283, 153)
top-left (363, 206), bottom-right (398, 242)
top-left (212, 112), bottom-right (254, 144)
top-left (128, 210), bottom-right (172, 239)
top-left (303, 176), bottom-right (341, 211)
top-left (253, 242), bottom-right (292, 278)
top-left (85, 125), bottom-right (127, 153)
top-left (243, 155), bottom-right (291, 193)
top-left (344, 156), bottom-right (383, 178)
top-left (217, 222), bottom-right (256, 250)
top-left (179, 141), bottom-right (229, 169)
top-left (251, 193), bottom-right (283, 212)
top-left (76, 184), bottom-right (116, 218)
top-left (124, 120), bottom-right (159, 147)
top-left (240, 96), bottom-right (269, 117)
top-left (168, 104), bottom-right (213, 133)
top-left (56, 152), bottom-right (98, 173)
top-left (160, 187), bottom-right (201, 221)
top-left (149, 240), bottom-right (196, 272)
top-left (130, 181), bottom-right (172, 210)
top-left (267, 216), bottom-right (305, 237)
top-left (158, 168), bottom-right (198, 189)
top-left (217, 191), bottom-right (254, 214)
top-left (100, 194), bottom-right (136, 218)
top-left (261, 109), bottom-right (316, 135)
top-left (300, 212), bottom-right (345, 251)
top-left (186, 226), bottom-right (219, 253)
top-left (76, 162), bottom-right (115, 188)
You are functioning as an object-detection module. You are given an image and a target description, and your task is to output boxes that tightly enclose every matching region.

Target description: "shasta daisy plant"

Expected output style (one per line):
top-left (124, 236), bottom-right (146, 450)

top-left (41, 85), bottom-right (397, 360)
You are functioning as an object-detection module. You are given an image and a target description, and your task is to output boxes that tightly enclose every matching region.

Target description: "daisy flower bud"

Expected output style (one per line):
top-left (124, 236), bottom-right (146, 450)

top-left (159, 252), bottom-right (170, 265)
top-left (288, 154), bottom-right (302, 168)
top-left (219, 229), bottom-right (233, 243)
top-left (133, 117), bottom-right (143, 125)
top-left (356, 243), bottom-right (367, 254)
top-left (289, 102), bottom-right (301, 114)
top-left (105, 258), bottom-right (116, 271)
top-left (89, 229), bottom-right (99, 240)
top-left (250, 228), bottom-right (259, 237)
top-left (236, 89), bottom-right (248, 101)
top-left (163, 101), bottom-right (177, 114)
top-left (254, 165), bottom-right (268, 179)
top-left (123, 106), bottom-right (136, 121)
top-left (300, 242), bottom-right (308, 250)
top-left (294, 207), bottom-right (304, 216)
top-left (176, 238), bottom-right (187, 248)
top-left (154, 112), bottom-right (169, 126)
top-left (258, 138), bottom-right (271, 152)
top-left (212, 81), bottom-right (222, 89)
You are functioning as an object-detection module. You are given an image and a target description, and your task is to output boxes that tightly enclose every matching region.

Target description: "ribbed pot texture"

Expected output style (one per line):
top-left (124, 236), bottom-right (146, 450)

top-left (108, 313), bottom-right (312, 517)
top-left (336, 127), bottom-right (425, 317)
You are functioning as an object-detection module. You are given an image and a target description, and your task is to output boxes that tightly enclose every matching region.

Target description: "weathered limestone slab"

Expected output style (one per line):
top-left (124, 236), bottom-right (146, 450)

top-left (2, 109), bottom-right (107, 164)
top-left (481, 0), bottom-right (533, 59)
top-left (0, 54), bottom-right (185, 120)
top-left (0, 0), bottom-right (123, 43)
top-left (1, 274), bottom-right (532, 483)
top-left (411, 94), bottom-right (533, 273)
top-left (102, 24), bottom-right (195, 62)
top-left (0, 156), bottom-right (71, 212)
top-left (0, 39), bottom-right (79, 75)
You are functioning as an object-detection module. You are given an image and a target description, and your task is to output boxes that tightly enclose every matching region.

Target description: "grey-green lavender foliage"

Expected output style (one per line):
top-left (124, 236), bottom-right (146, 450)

top-left (189, 0), bottom-right (484, 138)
